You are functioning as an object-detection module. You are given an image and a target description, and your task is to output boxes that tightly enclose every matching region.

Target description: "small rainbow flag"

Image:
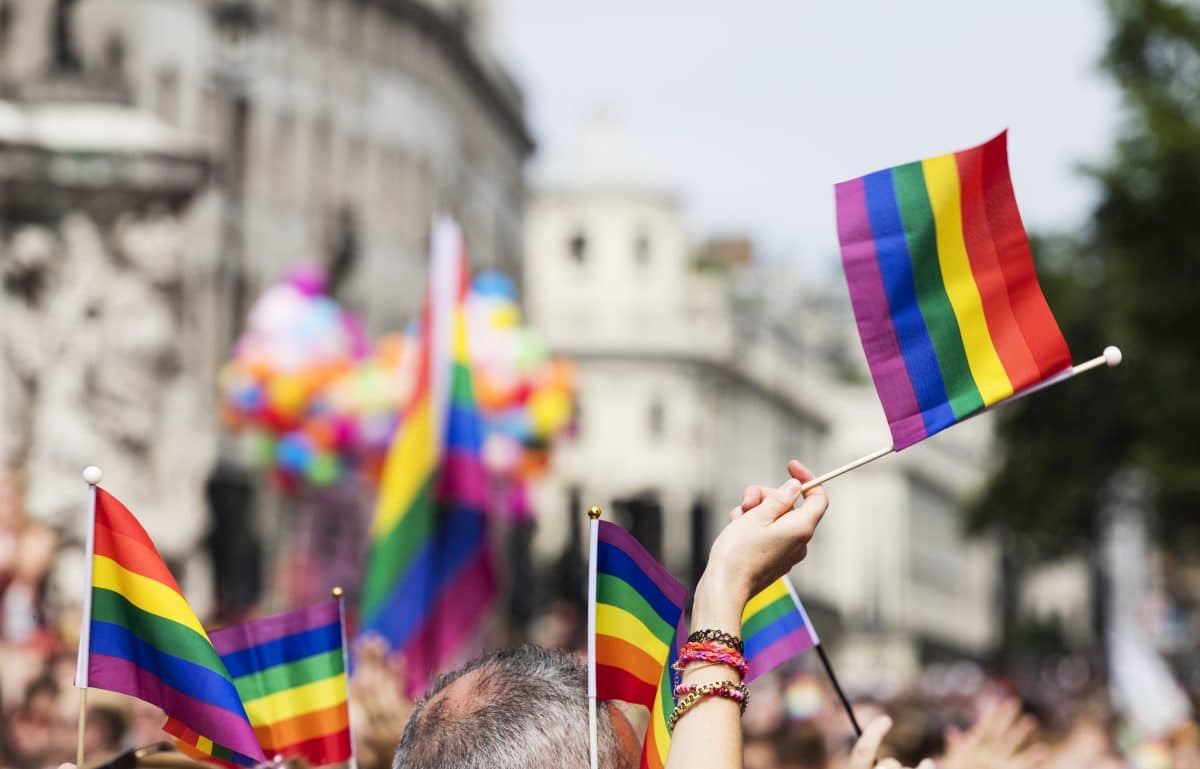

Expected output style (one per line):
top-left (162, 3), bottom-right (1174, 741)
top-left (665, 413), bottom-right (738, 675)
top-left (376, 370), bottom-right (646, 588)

top-left (588, 519), bottom-right (687, 769)
top-left (167, 599), bottom-right (352, 767)
top-left (77, 488), bottom-right (264, 765)
top-left (835, 131), bottom-right (1072, 449)
top-left (742, 577), bottom-right (819, 682)
top-left (360, 217), bottom-right (495, 697)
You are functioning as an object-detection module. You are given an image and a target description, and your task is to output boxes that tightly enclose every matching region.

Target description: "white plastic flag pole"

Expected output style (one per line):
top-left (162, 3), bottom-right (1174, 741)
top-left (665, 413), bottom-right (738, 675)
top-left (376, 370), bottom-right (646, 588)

top-left (586, 506), bottom-right (602, 769)
top-left (77, 465), bottom-right (103, 768)
top-left (798, 346), bottom-right (1124, 493)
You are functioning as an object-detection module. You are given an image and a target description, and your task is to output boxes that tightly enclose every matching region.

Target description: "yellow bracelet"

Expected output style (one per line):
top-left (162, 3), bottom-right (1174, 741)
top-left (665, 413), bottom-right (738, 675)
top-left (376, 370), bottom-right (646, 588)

top-left (666, 680), bottom-right (750, 731)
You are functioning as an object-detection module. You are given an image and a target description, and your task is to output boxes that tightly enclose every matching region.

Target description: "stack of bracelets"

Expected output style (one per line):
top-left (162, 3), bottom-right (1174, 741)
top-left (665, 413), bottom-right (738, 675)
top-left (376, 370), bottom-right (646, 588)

top-left (666, 629), bottom-right (751, 731)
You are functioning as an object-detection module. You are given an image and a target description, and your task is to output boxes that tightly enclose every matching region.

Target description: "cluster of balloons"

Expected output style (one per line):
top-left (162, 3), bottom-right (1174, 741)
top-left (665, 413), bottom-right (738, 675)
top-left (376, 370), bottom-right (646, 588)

top-left (219, 265), bottom-right (575, 494)
top-left (467, 272), bottom-right (576, 481)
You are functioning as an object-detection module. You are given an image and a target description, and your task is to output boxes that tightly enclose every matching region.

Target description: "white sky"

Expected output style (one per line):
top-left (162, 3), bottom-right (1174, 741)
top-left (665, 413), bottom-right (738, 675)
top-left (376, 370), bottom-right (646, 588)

top-left (494, 1), bottom-right (1122, 279)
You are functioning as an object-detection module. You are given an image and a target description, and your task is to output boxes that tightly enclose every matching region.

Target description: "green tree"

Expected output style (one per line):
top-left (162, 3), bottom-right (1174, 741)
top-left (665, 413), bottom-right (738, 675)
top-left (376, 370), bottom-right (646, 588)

top-left (969, 0), bottom-right (1200, 651)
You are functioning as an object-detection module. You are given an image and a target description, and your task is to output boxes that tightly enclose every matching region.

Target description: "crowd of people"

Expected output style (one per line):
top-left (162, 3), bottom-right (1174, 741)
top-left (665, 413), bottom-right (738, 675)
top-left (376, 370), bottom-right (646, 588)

top-left (0, 468), bottom-right (1197, 769)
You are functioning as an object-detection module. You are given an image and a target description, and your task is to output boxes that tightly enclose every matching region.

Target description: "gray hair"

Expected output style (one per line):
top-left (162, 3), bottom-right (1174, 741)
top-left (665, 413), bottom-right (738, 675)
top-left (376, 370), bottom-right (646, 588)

top-left (393, 646), bottom-right (620, 769)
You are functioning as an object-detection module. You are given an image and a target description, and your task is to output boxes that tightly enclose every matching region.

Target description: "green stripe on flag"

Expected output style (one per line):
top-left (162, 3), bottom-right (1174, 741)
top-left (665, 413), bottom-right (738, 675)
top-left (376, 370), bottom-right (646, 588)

top-left (361, 475), bottom-right (437, 617)
top-left (91, 588), bottom-right (228, 677)
top-left (596, 573), bottom-right (676, 645)
top-left (742, 594), bottom-right (799, 639)
top-left (232, 648), bottom-right (345, 701)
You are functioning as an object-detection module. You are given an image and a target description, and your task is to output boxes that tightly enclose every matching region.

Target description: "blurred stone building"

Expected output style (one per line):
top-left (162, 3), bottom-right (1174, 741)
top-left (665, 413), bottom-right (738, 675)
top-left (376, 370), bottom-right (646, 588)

top-left (1, 0), bottom-right (531, 607)
top-left (524, 117), bottom-right (999, 687)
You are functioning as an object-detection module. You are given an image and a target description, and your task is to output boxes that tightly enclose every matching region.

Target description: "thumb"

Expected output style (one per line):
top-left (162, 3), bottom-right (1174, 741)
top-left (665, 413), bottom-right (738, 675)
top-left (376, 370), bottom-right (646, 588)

top-left (749, 478), bottom-right (803, 521)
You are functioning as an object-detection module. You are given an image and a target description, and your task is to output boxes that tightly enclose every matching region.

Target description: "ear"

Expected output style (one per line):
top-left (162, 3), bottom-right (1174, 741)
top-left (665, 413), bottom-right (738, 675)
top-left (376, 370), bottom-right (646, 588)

top-left (603, 700), bottom-right (643, 769)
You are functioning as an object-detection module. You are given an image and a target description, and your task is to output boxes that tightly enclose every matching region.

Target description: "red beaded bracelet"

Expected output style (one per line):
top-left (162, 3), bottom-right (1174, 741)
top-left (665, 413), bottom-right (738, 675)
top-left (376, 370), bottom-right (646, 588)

top-left (673, 640), bottom-right (750, 678)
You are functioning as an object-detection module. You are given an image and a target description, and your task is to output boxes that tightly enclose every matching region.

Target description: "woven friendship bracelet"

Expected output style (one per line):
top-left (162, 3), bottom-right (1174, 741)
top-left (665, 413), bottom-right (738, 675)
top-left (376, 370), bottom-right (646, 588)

top-left (673, 641), bottom-right (750, 678)
top-left (673, 680), bottom-right (750, 707)
top-left (686, 628), bottom-right (744, 653)
top-left (667, 680), bottom-right (751, 731)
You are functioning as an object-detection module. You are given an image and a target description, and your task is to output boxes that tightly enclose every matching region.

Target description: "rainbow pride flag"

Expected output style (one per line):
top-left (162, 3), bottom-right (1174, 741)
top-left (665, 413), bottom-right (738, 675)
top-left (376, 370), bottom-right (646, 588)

top-left (835, 131), bottom-right (1072, 449)
top-left (360, 217), bottom-right (495, 697)
top-left (589, 519), bottom-right (687, 769)
top-left (167, 599), bottom-right (352, 767)
top-left (742, 577), bottom-right (819, 683)
top-left (76, 488), bottom-right (264, 765)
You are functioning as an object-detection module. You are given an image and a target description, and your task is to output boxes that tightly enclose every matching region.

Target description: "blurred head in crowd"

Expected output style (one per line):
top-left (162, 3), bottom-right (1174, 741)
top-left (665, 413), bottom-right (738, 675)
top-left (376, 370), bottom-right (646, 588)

top-left (392, 645), bottom-right (629, 769)
top-left (86, 703), bottom-right (129, 759)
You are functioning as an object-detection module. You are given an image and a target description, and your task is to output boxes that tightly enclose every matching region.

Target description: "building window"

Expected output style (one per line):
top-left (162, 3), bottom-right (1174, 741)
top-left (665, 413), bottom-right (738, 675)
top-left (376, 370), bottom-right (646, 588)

top-left (648, 396), bottom-right (665, 440)
top-left (568, 229), bottom-right (588, 263)
top-left (155, 68), bottom-right (181, 127)
top-left (634, 229), bottom-right (651, 266)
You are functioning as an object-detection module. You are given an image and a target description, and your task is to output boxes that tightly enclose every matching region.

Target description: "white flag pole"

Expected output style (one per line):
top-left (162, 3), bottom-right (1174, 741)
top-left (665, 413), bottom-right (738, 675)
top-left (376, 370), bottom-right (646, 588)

top-left (798, 346), bottom-right (1123, 493)
top-left (586, 506), bottom-right (602, 769)
top-left (76, 465), bottom-right (103, 768)
top-left (333, 587), bottom-right (357, 769)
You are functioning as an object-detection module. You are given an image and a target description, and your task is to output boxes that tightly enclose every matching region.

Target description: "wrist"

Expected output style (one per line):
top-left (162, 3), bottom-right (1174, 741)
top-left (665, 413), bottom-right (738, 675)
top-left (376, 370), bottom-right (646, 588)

top-left (691, 573), bottom-right (749, 636)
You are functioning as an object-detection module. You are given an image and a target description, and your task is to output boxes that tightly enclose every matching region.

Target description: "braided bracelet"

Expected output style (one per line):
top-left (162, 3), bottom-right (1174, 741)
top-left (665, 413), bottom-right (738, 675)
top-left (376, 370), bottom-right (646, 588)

top-left (673, 680), bottom-right (750, 708)
top-left (673, 641), bottom-right (750, 679)
top-left (667, 680), bottom-right (751, 731)
top-left (687, 628), bottom-right (744, 654)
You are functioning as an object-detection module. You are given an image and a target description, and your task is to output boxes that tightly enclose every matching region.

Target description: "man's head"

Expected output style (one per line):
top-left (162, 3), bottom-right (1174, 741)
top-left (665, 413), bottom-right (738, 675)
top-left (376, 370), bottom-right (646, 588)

top-left (393, 646), bottom-right (629, 769)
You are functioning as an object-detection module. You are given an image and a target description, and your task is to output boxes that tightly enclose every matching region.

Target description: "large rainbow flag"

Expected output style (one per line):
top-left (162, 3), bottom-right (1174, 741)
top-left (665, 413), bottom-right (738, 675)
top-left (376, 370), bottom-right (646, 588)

top-left (742, 577), bottom-right (819, 683)
top-left (360, 217), bottom-right (495, 697)
top-left (167, 599), bottom-right (352, 767)
top-left (76, 488), bottom-right (264, 765)
top-left (589, 519), bottom-right (687, 769)
top-left (835, 131), bottom-right (1073, 449)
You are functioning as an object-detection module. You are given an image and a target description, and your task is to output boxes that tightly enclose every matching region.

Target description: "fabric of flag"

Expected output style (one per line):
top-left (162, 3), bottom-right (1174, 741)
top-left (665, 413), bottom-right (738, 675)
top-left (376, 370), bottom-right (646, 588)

top-left (78, 489), bottom-right (264, 765)
top-left (592, 520), bottom-right (687, 769)
top-left (742, 577), bottom-right (819, 683)
top-left (359, 217), bottom-right (495, 697)
top-left (835, 131), bottom-right (1073, 449)
top-left (166, 600), bottom-right (351, 767)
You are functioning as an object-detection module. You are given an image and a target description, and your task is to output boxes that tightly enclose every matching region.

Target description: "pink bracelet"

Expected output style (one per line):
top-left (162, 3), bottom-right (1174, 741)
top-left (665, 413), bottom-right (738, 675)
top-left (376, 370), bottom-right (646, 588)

top-left (673, 640), bottom-right (750, 678)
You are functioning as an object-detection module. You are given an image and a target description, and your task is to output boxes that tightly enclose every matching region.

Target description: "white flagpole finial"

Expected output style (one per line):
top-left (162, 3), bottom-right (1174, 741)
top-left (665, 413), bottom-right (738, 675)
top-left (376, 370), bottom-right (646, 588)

top-left (82, 466), bottom-right (103, 486)
top-left (1104, 345), bottom-right (1123, 367)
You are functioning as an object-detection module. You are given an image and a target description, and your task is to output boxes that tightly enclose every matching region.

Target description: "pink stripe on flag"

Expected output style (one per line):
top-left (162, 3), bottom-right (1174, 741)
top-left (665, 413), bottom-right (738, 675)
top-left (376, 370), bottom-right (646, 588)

top-left (597, 521), bottom-right (689, 608)
top-left (438, 450), bottom-right (489, 511)
top-left (835, 177), bottom-right (926, 448)
top-left (744, 629), bottom-right (818, 684)
top-left (209, 600), bottom-right (341, 655)
top-left (402, 553), bottom-right (497, 698)
top-left (89, 653), bottom-right (265, 761)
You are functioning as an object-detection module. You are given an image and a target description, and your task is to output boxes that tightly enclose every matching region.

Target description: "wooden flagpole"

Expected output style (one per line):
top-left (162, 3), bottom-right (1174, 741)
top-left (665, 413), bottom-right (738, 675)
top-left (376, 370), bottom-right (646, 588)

top-left (585, 506), bottom-right (602, 769)
top-left (799, 347), bottom-right (1123, 493)
top-left (77, 465), bottom-right (103, 768)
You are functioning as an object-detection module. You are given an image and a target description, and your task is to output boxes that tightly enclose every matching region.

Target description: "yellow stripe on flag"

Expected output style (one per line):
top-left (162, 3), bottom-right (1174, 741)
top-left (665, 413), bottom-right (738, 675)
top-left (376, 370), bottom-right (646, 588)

top-left (92, 555), bottom-right (209, 639)
top-left (370, 398), bottom-right (438, 537)
top-left (648, 683), bottom-right (672, 768)
top-left (921, 154), bottom-right (1014, 406)
top-left (595, 604), bottom-right (670, 663)
top-left (196, 736), bottom-right (213, 754)
top-left (243, 676), bottom-right (349, 726)
top-left (743, 579), bottom-right (789, 620)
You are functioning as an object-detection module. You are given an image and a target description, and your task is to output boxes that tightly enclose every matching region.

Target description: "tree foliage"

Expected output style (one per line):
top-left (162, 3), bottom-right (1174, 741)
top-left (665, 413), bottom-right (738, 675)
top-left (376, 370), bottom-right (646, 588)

top-left (968, 0), bottom-right (1200, 560)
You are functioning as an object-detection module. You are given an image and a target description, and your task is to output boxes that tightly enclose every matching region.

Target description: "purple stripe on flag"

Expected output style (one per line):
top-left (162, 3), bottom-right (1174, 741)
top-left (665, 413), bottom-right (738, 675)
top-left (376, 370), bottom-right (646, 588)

top-left (835, 177), bottom-right (927, 448)
top-left (88, 653), bottom-right (265, 761)
top-left (401, 551), bottom-right (497, 698)
top-left (743, 628), bottom-right (818, 684)
top-left (597, 521), bottom-right (688, 608)
top-left (438, 450), bottom-right (489, 510)
top-left (210, 600), bottom-right (341, 655)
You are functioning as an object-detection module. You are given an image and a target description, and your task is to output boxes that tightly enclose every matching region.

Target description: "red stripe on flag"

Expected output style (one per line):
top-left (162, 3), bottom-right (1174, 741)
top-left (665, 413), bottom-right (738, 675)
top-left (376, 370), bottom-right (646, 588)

top-left (596, 663), bottom-right (659, 709)
top-left (270, 728), bottom-right (353, 765)
top-left (979, 132), bottom-right (1072, 378)
top-left (93, 522), bottom-right (181, 590)
top-left (954, 145), bottom-right (1042, 390)
top-left (94, 490), bottom-right (185, 594)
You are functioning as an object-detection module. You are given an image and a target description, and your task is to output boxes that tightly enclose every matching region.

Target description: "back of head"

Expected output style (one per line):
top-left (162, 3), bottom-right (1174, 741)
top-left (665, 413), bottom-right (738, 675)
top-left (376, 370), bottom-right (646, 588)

top-left (393, 645), bottom-right (620, 769)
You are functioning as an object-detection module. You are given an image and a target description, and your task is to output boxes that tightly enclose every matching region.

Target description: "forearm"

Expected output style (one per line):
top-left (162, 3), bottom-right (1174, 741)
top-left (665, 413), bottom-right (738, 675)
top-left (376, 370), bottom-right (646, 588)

top-left (664, 576), bottom-right (748, 769)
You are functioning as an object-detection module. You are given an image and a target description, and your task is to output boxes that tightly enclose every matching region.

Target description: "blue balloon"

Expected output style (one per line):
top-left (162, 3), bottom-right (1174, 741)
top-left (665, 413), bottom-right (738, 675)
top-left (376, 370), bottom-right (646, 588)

top-left (472, 270), bottom-right (517, 300)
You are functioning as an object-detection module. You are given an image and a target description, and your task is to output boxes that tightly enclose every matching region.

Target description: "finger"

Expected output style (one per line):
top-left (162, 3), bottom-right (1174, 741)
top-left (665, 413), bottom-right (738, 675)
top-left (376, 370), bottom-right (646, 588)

top-left (916, 760), bottom-right (936, 769)
top-left (740, 485), bottom-right (770, 512)
top-left (748, 478), bottom-right (804, 522)
top-left (848, 715), bottom-right (892, 769)
top-left (875, 760), bottom-right (902, 769)
top-left (729, 505), bottom-right (743, 522)
top-left (999, 713), bottom-right (1038, 756)
top-left (772, 485), bottom-right (829, 542)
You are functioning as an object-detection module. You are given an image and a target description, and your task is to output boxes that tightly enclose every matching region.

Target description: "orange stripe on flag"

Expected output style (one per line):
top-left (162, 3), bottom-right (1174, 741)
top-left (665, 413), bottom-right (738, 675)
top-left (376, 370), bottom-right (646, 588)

top-left (256, 700), bottom-right (350, 751)
top-left (596, 634), bottom-right (663, 688)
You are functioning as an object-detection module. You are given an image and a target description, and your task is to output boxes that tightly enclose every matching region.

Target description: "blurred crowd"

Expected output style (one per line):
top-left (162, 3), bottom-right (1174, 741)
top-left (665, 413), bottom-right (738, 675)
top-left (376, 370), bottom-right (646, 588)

top-left (1, 468), bottom-right (1197, 769)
